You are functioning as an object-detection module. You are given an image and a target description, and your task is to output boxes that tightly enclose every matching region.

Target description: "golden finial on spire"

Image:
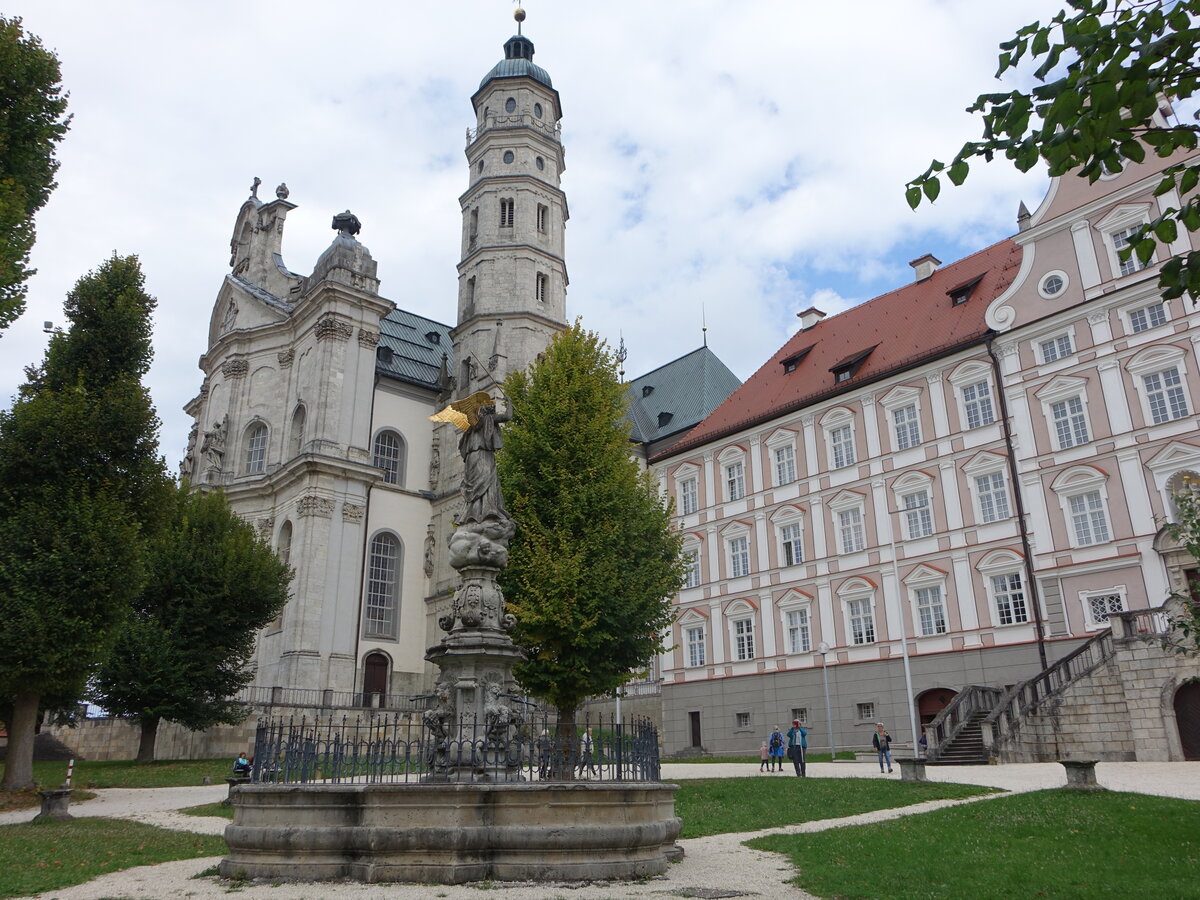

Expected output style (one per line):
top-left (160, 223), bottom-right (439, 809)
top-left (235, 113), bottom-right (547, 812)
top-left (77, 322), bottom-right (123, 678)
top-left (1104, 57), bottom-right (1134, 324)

top-left (514, 5), bottom-right (526, 34)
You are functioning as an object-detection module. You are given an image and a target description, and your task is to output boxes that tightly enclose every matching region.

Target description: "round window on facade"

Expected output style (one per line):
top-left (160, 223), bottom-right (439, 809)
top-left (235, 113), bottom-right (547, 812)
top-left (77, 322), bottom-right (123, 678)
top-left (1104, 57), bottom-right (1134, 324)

top-left (535, 156), bottom-right (545, 171)
top-left (1038, 271), bottom-right (1069, 299)
top-left (534, 102), bottom-right (543, 119)
top-left (503, 150), bottom-right (515, 164)
top-left (505, 97), bottom-right (516, 113)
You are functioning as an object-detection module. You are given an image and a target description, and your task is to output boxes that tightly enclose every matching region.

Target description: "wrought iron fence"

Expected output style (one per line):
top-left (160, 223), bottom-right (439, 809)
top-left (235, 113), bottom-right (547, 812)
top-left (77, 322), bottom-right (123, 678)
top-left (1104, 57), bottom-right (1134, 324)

top-left (249, 712), bottom-right (662, 785)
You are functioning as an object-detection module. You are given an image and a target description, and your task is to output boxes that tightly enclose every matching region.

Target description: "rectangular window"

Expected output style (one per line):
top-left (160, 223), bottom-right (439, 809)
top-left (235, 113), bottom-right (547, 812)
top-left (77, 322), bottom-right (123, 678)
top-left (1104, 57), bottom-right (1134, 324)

top-left (848, 597), bottom-right (875, 645)
top-left (499, 197), bottom-right (514, 227)
top-left (791, 707), bottom-right (809, 726)
top-left (679, 477), bottom-right (698, 515)
top-left (536, 203), bottom-right (548, 233)
top-left (962, 380), bottom-right (995, 429)
top-left (535, 272), bottom-right (548, 304)
top-left (1040, 334), bottom-right (1073, 364)
top-left (729, 536), bottom-right (750, 578)
top-left (736, 711), bottom-right (751, 729)
top-left (1144, 368), bottom-right (1190, 424)
top-left (1112, 225), bottom-right (1149, 276)
top-left (1129, 303), bottom-right (1167, 333)
top-left (976, 472), bottom-right (1010, 523)
top-left (992, 573), bottom-right (1029, 625)
top-left (774, 444), bottom-right (797, 485)
top-left (893, 404), bottom-right (921, 450)
top-left (1051, 396), bottom-right (1090, 449)
top-left (857, 702), bottom-right (876, 720)
top-left (903, 490), bottom-right (933, 539)
top-left (1086, 591), bottom-right (1125, 625)
top-left (468, 207), bottom-right (479, 245)
top-left (785, 609), bottom-right (811, 654)
top-left (685, 625), bottom-right (705, 667)
top-left (830, 426), bottom-right (855, 469)
top-left (916, 586), bottom-right (948, 636)
top-left (1069, 490), bottom-right (1111, 545)
top-left (780, 522), bottom-right (803, 566)
top-left (838, 508), bottom-right (865, 554)
top-left (725, 461), bottom-right (745, 501)
top-left (683, 550), bottom-right (701, 589)
top-left (734, 618), bottom-right (755, 660)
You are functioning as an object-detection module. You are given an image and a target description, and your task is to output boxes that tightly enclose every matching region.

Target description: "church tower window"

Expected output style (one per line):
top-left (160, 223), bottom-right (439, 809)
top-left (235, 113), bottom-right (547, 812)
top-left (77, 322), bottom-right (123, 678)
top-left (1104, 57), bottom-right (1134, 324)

top-left (244, 422), bottom-right (268, 475)
top-left (537, 204), bottom-right (548, 233)
top-left (536, 273), bottom-right (548, 304)
top-left (500, 198), bottom-right (514, 228)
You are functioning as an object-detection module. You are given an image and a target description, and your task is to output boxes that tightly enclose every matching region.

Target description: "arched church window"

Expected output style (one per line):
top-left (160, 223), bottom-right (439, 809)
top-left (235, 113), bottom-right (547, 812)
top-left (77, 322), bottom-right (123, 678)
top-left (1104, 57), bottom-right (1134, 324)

top-left (289, 405), bottom-right (306, 458)
top-left (364, 533), bottom-right (401, 638)
top-left (373, 430), bottom-right (405, 486)
top-left (244, 422), bottom-right (268, 475)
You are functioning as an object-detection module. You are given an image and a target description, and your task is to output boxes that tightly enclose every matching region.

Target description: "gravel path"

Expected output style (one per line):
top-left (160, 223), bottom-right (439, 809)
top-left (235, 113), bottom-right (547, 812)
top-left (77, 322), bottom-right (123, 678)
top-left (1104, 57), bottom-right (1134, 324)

top-left (13, 760), bottom-right (1200, 899)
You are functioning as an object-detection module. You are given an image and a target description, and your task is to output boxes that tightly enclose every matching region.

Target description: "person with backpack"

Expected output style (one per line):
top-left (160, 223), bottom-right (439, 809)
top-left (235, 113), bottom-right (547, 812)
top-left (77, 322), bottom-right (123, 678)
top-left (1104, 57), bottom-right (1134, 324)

top-left (786, 719), bottom-right (808, 777)
top-left (767, 726), bottom-right (786, 772)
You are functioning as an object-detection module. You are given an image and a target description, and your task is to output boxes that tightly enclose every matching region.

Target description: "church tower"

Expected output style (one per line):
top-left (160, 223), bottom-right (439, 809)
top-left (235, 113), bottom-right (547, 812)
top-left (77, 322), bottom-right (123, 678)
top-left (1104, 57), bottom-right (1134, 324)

top-left (426, 13), bottom-right (569, 613)
top-left (452, 12), bottom-right (568, 394)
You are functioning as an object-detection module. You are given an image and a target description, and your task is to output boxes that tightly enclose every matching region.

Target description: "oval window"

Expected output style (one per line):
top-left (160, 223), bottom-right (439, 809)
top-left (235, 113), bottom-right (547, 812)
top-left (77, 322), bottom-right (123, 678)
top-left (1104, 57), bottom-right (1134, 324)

top-left (503, 150), bottom-right (515, 164)
top-left (505, 97), bottom-right (516, 113)
top-left (534, 102), bottom-right (543, 119)
top-left (477, 159), bottom-right (484, 173)
top-left (535, 156), bottom-right (545, 171)
top-left (1039, 271), bottom-right (1068, 299)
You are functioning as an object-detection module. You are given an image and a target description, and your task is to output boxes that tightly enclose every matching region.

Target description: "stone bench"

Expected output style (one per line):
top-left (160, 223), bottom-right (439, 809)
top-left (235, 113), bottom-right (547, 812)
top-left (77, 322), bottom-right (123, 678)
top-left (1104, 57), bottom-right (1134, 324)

top-left (33, 788), bottom-right (73, 822)
top-left (224, 776), bottom-right (251, 805)
top-left (1059, 759), bottom-right (1104, 790)
top-left (895, 757), bottom-right (927, 782)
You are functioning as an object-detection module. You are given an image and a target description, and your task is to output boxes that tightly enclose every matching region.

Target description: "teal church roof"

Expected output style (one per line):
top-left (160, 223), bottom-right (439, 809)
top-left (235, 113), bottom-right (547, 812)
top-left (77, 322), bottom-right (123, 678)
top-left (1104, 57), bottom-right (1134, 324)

top-left (479, 34), bottom-right (552, 90)
top-left (625, 346), bottom-right (742, 446)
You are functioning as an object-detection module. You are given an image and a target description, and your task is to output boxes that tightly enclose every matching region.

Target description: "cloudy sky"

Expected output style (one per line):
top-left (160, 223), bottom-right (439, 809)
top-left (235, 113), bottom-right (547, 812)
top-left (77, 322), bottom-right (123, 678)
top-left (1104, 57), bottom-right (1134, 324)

top-left (3, 0), bottom-right (1066, 464)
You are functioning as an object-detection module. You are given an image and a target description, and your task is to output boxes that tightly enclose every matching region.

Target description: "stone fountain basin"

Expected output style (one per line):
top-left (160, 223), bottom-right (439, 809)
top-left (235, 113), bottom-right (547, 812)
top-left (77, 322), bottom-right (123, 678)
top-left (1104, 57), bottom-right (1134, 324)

top-left (221, 781), bottom-right (681, 884)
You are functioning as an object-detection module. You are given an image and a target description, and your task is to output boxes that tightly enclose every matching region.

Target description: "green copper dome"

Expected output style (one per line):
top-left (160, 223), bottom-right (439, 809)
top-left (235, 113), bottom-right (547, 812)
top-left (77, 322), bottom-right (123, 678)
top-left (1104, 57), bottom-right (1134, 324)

top-left (479, 34), bottom-right (552, 89)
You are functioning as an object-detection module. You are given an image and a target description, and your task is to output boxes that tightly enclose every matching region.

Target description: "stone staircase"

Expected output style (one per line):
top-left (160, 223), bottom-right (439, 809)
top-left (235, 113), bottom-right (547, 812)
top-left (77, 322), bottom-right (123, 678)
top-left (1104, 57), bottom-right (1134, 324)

top-left (928, 711), bottom-right (989, 765)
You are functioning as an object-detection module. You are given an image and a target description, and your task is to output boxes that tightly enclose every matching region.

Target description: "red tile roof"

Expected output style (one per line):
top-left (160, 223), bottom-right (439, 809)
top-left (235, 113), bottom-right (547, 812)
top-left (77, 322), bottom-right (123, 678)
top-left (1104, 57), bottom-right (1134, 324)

top-left (655, 238), bottom-right (1021, 460)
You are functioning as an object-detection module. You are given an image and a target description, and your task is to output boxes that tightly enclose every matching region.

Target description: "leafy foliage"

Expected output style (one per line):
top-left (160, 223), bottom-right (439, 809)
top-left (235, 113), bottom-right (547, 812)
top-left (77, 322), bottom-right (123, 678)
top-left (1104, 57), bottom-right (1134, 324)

top-left (907, 0), bottom-right (1200, 300)
top-left (0, 255), bottom-right (169, 789)
top-left (92, 484), bottom-right (291, 762)
top-left (498, 324), bottom-right (685, 720)
top-left (0, 16), bottom-right (71, 333)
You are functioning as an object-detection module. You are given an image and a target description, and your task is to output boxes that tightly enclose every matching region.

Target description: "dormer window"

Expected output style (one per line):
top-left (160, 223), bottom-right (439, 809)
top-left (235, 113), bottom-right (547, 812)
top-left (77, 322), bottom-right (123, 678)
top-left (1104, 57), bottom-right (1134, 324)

top-left (642, 385), bottom-right (654, 398)
top-left (657, 411), bottom-right (674, 428)
top-left (946, 275), bottom-right (983, 307)
top-left (781, 346), bottom-right (813, 374)
top-left (830, 346), bottom-right (876, 385)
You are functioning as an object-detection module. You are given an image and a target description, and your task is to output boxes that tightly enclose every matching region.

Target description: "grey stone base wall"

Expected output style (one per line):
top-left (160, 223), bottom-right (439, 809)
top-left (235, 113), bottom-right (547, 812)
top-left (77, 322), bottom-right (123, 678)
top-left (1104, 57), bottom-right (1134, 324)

top-left (222, 782), bottom-right (681, 884)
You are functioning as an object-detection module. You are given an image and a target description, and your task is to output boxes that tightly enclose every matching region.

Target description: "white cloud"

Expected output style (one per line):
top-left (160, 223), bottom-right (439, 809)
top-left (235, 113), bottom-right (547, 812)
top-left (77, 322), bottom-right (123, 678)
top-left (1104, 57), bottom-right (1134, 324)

top-left (2, 0), bottom-right (1064, 464)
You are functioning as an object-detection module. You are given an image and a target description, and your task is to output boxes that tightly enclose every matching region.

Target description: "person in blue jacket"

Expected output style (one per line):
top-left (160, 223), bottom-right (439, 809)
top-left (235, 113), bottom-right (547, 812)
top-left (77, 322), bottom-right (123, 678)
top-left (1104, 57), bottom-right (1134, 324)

top-left (786, 719), bottom-right (808, 776)
top-left (767, 725), bottom-right (786, 772)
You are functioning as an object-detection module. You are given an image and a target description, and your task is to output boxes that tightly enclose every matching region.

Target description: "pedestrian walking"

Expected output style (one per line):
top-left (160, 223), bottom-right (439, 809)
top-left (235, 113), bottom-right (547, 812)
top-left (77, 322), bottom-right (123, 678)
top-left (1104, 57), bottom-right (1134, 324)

top-left (786, 719), bottom-right (808, 776)
top-left (759, 740), bottom-right (769, 772)
top-left (873, 722), bottom-right (893, 773)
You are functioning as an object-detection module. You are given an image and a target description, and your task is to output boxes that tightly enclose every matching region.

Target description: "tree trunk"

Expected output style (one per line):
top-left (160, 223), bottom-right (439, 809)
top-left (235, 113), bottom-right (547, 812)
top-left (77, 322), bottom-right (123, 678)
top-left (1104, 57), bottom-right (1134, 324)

top-left (557, 705), bottom-right (577, 782)
top-left (0, 691), bottom-right (40, 790)
top-left (136, 716), bottom-right (160, 764)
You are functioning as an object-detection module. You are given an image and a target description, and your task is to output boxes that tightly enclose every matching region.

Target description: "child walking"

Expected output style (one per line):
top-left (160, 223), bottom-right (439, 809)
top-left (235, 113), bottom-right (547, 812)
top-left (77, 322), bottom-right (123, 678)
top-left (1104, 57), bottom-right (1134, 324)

top-left (759, 740), bottom-right (769, 772)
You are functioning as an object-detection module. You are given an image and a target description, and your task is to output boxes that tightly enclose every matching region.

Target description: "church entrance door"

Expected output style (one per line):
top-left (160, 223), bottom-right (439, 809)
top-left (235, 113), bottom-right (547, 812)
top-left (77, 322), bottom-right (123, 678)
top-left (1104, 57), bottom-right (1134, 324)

top-left (1175, 681), bottom-right (1200, 760)
top-left (363, 653), bottom-right (389, 706)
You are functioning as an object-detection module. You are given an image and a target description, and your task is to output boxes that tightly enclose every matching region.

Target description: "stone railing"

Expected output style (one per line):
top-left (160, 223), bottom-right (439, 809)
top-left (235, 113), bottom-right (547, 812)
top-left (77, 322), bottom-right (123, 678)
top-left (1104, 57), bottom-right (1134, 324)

top-left (924, 684), bottom-right (1005, 761)
top-left (466, 113), bottom-right (562, 147)
top-left (234, 685), bottom-right (430, 713)
top-left (983, 628), bottom-right (1116, 756)
top-left (1109, 606), bottom-right (1173, 643)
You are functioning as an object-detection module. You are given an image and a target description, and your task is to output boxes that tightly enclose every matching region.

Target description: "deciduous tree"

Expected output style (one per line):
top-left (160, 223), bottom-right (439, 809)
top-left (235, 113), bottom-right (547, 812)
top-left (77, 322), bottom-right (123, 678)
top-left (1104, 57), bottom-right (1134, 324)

top-left (0, 255), bottom-right (168, 790)
top-left (498, 324), bottom-right (684, 740)
top-left (907, 0), bottom-right (1200, 300)
top-left (0, 16), bottom-right (71, 333)
top-left (92, 484), bottom-right (291, 763)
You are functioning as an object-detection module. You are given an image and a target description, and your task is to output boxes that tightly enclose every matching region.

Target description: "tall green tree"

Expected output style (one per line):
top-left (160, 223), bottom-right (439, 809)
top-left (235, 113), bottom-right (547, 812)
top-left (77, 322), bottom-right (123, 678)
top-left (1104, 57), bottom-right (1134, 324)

top-left (0, 254), bottom-right (168, 790)
top-left (906, 0), bottom-right (1200, 300)
top-left (498, 323), bottom-right (685, 739)
top-left (0, 16), bottom-right (71, 333)
top-left (92, 484), bottom-right (291, 763)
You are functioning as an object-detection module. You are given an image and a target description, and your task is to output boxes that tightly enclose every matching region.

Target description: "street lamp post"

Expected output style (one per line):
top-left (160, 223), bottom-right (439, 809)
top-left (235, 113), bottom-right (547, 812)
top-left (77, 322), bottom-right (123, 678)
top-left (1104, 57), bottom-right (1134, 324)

top-left (817, 641), bottom-right (835, 761)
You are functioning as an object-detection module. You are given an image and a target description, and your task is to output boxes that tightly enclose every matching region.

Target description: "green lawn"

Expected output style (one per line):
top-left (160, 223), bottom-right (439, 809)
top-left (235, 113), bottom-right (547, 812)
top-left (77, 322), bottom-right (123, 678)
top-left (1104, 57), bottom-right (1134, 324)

top-left (0, 818), bottom-right (226, 899)
top-left (2, 757), bottom-right (231, 790)
top-left (749, 788), bottom-right (1200, 899)
top-left (674, 776), bottom-right (996, 839)
top-left (180, 800), bottom-right (234, 819)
